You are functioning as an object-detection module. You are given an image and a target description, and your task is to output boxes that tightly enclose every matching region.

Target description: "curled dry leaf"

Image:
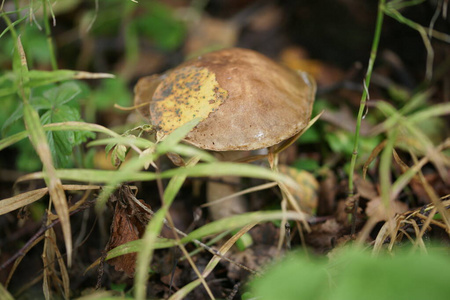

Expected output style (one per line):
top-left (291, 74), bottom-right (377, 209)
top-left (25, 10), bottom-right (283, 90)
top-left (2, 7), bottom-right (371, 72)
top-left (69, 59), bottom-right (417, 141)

top-left (106, 187), bottom-right (151, 277)
top-left (278, 165), bottom-right (319, 214)
top-left (366, 196), bottom-right (409, 222)
top-left (354, 175), bottom-right (409, 222)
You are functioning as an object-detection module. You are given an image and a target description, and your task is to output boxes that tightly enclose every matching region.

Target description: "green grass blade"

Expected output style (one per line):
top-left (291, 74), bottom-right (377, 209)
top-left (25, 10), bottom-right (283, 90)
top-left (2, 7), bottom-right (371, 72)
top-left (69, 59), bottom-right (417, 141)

top-left (0, 121), bottom-right (120, 151)
top-left (134, 157), bottom-right (197, 300)
top-left (14, 37), bottom-right (73, 266)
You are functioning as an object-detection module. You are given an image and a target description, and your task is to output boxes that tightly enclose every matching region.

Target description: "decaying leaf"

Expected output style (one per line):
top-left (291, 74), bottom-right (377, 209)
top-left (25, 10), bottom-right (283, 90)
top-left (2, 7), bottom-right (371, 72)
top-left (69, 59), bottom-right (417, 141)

top-left (150, 66), bottom-right (228, 137)
top-left (278, 165), bottom-right (319, 214)
top-left (306, 218), bottom-right (346, 251)
top-left (366, 197), bottom-right (409, 222)
top-left (105, 186), bottom-right (151, 277)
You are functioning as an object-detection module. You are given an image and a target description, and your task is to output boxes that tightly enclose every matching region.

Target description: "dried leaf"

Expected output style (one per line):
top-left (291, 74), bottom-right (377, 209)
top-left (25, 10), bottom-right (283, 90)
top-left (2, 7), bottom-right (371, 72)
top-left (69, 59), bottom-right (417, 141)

top-left (106, 204), bottom-right (140, 277)
top-left (106, 188), bottom-right (151, 277)
top-left (366, 196), bottom-right (408, 222)
top-left (278, 165), bottom-right (319, 214)
top-left (0, 185), bottom-right (101, 216)
top-left (150, 66), bottom-right (228, 136)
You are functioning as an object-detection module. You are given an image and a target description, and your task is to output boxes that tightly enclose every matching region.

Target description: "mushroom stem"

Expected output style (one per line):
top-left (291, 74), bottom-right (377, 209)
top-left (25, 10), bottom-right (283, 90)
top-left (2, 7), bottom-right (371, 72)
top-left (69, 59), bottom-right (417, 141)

top-left (206, 151), bottom-right (248, 220)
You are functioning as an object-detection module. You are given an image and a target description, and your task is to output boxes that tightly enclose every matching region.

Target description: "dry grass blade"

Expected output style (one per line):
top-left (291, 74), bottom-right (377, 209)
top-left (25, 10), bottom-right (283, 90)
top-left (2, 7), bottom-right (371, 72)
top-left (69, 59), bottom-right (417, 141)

top-left (0, 188), bottom-right (48, 215)
top-left (42, 225), bottom-right (55, 300)
top-left (201, 182), bottom-right (278, 208)
top-left (413, 153), bottom-right (450, 234)
top-left (42, 226), bottom-right (71, 299)
top-left (203, 223), bottom-right (257, 277)
top-left (15, 36), bottom-right (73, 267)
top-left (391, 138), bottom-right (450, 200)
top-left (414, 207), bottom-right (436, 251)
top-left (72, 71), bottom-right (114, 79)
top-left (0, 185), bottom-right (101, 216)
top-left (362, 140), bottom-right (387, 179)
top-left (164, 212), bottom-right (215, 300)
top-left (51, 235), bottom-right (70, 299)
top-left (169, 223), bottom-right (257, 300)
top-left (5, 236), bottom-right (45, 288)
top-left (373, 198), bottom-right (450, 252)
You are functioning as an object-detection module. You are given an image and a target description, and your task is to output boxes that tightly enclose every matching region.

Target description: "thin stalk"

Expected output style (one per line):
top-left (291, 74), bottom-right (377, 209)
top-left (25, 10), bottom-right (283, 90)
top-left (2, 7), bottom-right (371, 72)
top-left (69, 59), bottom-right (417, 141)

top-left (42, 0), bottom-right (57, 70)
top-left (348, 0), bottom-right (385, 233)
top-left (1, 7), bottom-right (19, 40)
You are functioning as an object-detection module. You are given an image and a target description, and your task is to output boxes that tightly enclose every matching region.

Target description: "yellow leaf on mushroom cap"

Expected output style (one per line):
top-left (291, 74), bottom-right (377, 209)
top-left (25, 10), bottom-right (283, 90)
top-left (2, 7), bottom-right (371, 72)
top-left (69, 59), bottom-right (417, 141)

top-left (150, 66), bottom-right (228, 137)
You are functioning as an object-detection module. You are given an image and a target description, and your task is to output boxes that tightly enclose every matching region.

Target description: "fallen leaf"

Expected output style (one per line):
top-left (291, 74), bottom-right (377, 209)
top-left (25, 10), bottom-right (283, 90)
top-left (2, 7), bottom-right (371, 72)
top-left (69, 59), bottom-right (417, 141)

top-left (278, 165), bottom-right (319, 214)
top-left (106, 186), bottom-right (151, 277)
top-left (366, 197), bottom-right (409, 222)
top-left (150, 66), bottom-right (228, 137)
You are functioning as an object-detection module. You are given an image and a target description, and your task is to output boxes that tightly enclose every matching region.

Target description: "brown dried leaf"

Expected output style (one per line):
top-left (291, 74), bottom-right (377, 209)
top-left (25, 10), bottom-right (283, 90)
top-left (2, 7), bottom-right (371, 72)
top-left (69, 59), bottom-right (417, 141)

top-left (106, 204), bottom-right (140, 277)
top-left (354, 176), bottom-right (378, 200)
top-left (160, 266), bottom-right (182, 287)
top-left (278, 165), bottom-right (319, 214)
top-left (0, 185), bottom-right (101, 216)
top-left (306, 218), bottom-right (345, 251)
top-left (106, 188), bottom-right (152, 277)
top-left (366, 196), bottom-right (409, 222)
top-left (166, 152), bottom-right (186, 167)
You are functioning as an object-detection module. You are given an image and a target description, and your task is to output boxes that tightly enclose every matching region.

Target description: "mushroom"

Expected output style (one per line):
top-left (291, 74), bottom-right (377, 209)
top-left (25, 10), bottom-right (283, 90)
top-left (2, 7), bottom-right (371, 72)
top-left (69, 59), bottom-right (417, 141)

top-left (134, 47), bottom-right (316, 220)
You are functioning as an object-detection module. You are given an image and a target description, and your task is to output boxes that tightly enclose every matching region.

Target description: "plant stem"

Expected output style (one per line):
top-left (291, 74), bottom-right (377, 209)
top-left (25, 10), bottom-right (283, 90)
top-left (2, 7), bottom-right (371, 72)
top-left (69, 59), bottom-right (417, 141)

top-left (42, 0), bottom-right (58, 70)
top-left (1, 7), bottom-right (18, 40)
top-left (348, 0), bottom-right (385, 232)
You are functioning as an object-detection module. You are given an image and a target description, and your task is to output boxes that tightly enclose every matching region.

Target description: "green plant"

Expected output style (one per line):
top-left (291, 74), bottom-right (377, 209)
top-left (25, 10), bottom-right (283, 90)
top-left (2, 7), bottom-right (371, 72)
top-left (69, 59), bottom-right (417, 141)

top-left (249, 246), bottom-right (450, 300)
top-left (346, 0), bottom-right (450, 234)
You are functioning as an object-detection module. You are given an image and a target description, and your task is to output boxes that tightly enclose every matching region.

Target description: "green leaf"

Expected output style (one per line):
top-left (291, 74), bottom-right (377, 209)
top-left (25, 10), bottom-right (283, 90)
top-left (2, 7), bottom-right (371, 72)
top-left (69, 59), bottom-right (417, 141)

top-left (249, 247), bottom-right (450, 300)
top-left (1, 103), bottom-right (24, 136)
top-left (0, 121), bottom-right (117, 152)
top-left (16, 139), bottom-right (41, 171)
top-left (0, 70), bottom-right (113, 98)
top-left (42, 81), bottom-right (82, 106)
top-left (41, 105), bottom-right (94, 167)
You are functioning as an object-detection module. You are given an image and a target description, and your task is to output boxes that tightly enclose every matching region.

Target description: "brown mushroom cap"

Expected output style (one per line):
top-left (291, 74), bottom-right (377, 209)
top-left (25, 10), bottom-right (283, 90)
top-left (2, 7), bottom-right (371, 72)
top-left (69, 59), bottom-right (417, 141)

top-left (134, 47), bottom-right (316, 151)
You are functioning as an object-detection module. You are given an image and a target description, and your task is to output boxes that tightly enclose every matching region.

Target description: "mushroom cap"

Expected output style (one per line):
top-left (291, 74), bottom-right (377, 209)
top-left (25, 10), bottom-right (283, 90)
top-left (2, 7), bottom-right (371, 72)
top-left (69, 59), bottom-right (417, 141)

top-left (134, 47), bottom-right (316, 151)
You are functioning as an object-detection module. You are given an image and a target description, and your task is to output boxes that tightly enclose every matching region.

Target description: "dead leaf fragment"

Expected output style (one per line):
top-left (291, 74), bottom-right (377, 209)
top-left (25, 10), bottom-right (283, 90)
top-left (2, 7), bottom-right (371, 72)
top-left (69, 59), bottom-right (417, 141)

top-left (105, 187), bottom-right (151, 277)
top-left (106, 204), bottom-right (140, 277)
top-left (278, 165), bottom-right (319, 214)
top-left (366, 197), bottom-right (409, 222)
top-left (150, 66), bottom-right (228, 137)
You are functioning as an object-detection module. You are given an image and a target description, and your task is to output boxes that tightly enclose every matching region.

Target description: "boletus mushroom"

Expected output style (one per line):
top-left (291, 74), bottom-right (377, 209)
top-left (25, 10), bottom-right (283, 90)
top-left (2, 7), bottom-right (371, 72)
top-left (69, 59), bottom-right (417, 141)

top-left (134, 47), bottom-right (316, 220)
